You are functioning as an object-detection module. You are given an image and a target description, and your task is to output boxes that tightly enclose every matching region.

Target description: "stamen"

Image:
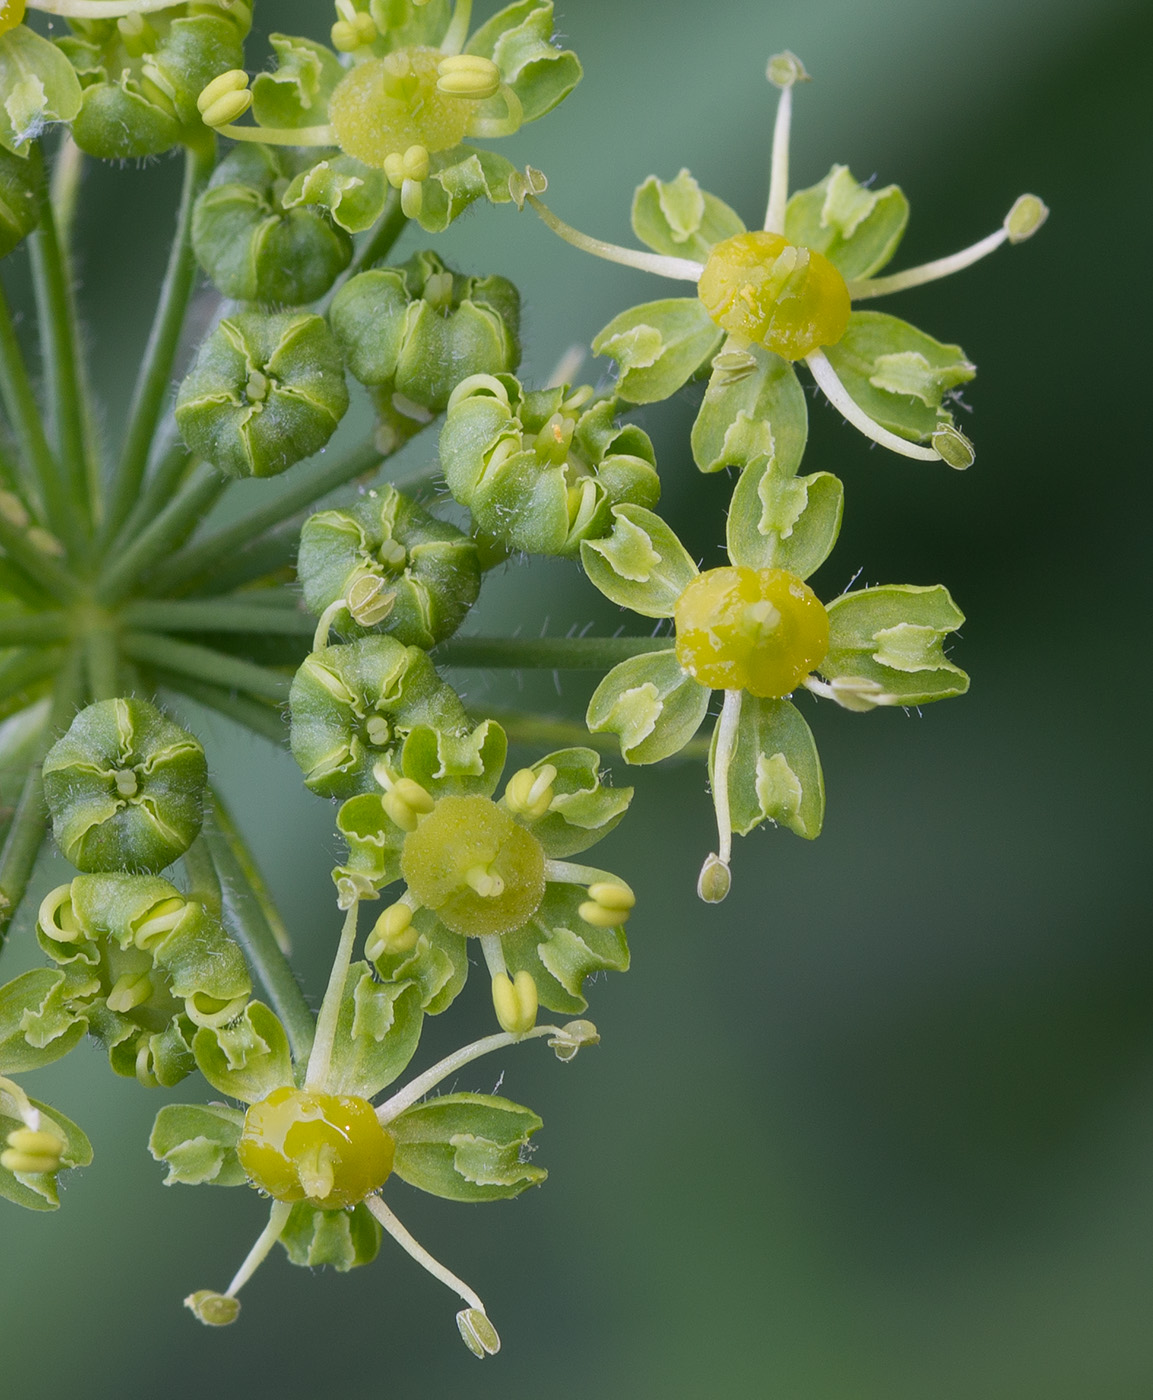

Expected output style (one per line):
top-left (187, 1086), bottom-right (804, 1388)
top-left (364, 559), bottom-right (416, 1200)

top-left (213, 122), bottom-right (337, 149)
top-left (364, 899), bottom-right (417, 961)
top-left (313, 598), bottom-right (347, 652)
top-left (303, 900), bottom-right (361, 1092)
top-left (184, 1198), bottom-right (293, 1325)
top-left (804, 674), bottom-right (897, 712)
top-left (490, 969), bottom-right (538, 1036)
top-left (698, 688), bottom-right (741, 902)
top-left (465, 864), bottom-right (505, 898)
top-left (762, 51), bottom-right (810, 234)
top-left (805, 349), bottom-right (942, 461)
top-left (437, 55), bottom-right (501, 100)
top-left (525, 194), bottom-right (704, 282)
top-left (846, 195), bottom-right (1047, 301)
top-left (468, 83), bottom-right (524, 140)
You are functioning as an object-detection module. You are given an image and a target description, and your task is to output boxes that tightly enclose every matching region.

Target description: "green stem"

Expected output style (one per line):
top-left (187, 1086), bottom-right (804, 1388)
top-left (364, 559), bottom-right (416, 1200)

top-left (0, 277), bottom-right (63, 529)
top-left (0, 612), bottom-right (68, 645)
top-left (304, 899), bottom-right (359, 1092)
top-left (437, 634), bottom-right (674, 670)
top-left (104, 142), bottom-right (216, 545)
top-left (158, 672), bottom-right (286, 745)
top-left (120, 599), bottom-right (315, 637)
top-left (143, 439), bottom-right (382, 596)
top-left (169, 525), bottom-right (301, 598)
top-left (83, 626), bottom-right (120, 701)
top-left (95, 464), bottom-right (227, 606)
top-left (0, 648), bottom-right (67, 711)
top-left (181, 835), bottom-right (223, 918)
top-left (29, 155), bottom-right (94, 541)
top-left (122, 631), bottom-right (291, 702)
top-left (203, 795), bottom-right (313, 1063)
top-left (112, 440), bottom-right (191, 549)
top-left (209, 791), bottom-right (291, 957)
top-left (0, 647), bottom-right (85, 949)
top-left (0, 509), bottom-right (78, 601)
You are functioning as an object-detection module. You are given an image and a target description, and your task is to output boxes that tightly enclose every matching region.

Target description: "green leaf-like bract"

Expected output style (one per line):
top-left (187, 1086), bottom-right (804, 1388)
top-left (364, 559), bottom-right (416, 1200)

top-left (691, 343), bottom-right (808, 476)
top-left (593, 297), bottom-right (723, 405)
top-left (279, 1200), bottom-right (382, 1271)
top-left (0, 26), bottom-right (81, 157)
top-left (580, 504), bottom-right (697, 618)
top-left (322, 964), bottom-right (423, 1101)
top-left (149, 1102), bottom-right (246, 1186)
top-left (823, 584), bottom-right (969, 705)
top-left (711, 696), bottom-right (824, 839)
top-left (727, 458), bottom-right (843, 580)
top-left (390, 1092), bottom-right (546, 1201)
top-left (192, 1002), bottom-right (294, 1106)
top-left (785, 165), bottom-right (909, 280)
top-left (631, 168), bottom-right (745, 264)
top-left (586, 650), bottom-right (708, 765)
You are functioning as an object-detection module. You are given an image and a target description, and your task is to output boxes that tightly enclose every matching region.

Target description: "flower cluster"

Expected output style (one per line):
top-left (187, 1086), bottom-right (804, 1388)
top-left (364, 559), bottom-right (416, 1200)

top-left (0, 0), bottom-right (1043, 1364)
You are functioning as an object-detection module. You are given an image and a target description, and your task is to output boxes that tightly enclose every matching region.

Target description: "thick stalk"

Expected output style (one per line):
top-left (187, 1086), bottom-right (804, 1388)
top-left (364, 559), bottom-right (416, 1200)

top-left (437, 634), bottom-right (672, 670)
top-left (29, 159), bottom-right (93, 541)
top-left (0, 647), bottom-right (85, 949)
top-left (209, 791), bottom-right (291, 956)
top-left (83, 625), bottom-right (120, 701)
top-left (121, 632), bottom-right (291, 702)
top-left (121, 599), bottom-right (315, 637)
top-left (143, 440), bottom-right (382, 596)
top-left (95, 464), bottom-right (227, 606)
top-left (0, 279), bottom-right (62, 527)
top-left (181, 835), bottom-right (223, 918)
top-left (104, 142), bottom-right (216, 544)
top-left (202, 798), bottom-right (313, 1062)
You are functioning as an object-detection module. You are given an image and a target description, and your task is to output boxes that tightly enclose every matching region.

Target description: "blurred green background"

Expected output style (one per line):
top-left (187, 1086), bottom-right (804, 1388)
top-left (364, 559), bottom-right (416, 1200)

top-left (3, 0), bottom-right (1152, 1396)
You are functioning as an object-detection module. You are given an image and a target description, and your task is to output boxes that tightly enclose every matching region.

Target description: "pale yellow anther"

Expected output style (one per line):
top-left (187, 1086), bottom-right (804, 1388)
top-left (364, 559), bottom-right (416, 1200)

top-left (1004, 193), bottom-right (1049, 244)
top-left (365, 714), bottom-right (392, 747)
top-left (743, 598), bottom-right (781, 638)
top-left (383, 144), bottom-right (430, 189)
top-left (3, 1127), bottom-right (64, 1177)
top-left (331, 7), bottom-right (377, 52)
top-left (377, 538), bottom-right (407, 568)
top-left (38, 885), bottom-right (82, 943)
top-left (491, 969), bottom-right (538, 1036)
top-left (587, 881), bottom-right (635, 912)
top-left (437, 54), bottom-right (502, 100)
top-left (114, 767), bottom-right (138, 797)
top-left (106, 969), bottom-right (154, 1014)
top-left (382, 778), bottom-right (434, 832)
top-left (466, 864), bottom-right (505, 898)
top-left (245, 369), bottom-right (269, 402)
top-left (697, 853), bottom-right (731, 903)
top-left (201, 88), bottom-right (253, 129)
top-left (348, 575), bottom-right (397, 628)
top-left (365, 901), bottom-right (417, 960)
top-left (504, 764), bottom-right (557, 820)
top-left (197, 69), bottom-right (249, 115)
top-left (1, 1147), bottom-right (61, 1175)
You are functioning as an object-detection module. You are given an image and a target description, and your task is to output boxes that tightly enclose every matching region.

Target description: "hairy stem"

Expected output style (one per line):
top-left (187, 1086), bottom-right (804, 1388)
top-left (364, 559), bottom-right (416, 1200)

top-left (121, 632), bottom-right (292, 702)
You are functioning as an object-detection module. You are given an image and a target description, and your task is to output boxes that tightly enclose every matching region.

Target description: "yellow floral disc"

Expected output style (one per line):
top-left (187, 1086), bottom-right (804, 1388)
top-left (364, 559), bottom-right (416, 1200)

top-left (328, 47), bottom-right (472, 170)
top-left (697, 231), bottom-right (850, 360)
top-left (238, 1086), bottom-right (395, 1209)
top-left (674, 565), bottom-right (829, 697)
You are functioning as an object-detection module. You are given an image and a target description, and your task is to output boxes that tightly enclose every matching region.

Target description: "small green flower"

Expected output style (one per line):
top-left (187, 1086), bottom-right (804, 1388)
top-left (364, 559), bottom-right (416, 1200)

top-left (332, 717), bottom-right (634, 1032)
top-left (439, 373), bottom-right (661, 557)
top-left (520, 53), bottom-right (1045, 470)
top-left (42, 698), bottom-right (207, 874)
top-left (152, 900), bottom-right (598, 1352)
top-left (581, 457), bottom-right (967, 899)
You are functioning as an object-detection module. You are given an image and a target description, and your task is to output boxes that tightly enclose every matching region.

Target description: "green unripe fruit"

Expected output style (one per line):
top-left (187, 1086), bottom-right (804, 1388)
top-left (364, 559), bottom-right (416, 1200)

top-left (238, 1087), bottom-right (395, 1209)
top-left (440, 375), bottom-right (661, 557)
top-left (0, 146), bottom-right (38, 260)
top-left (191, 145), bottom-right (352, 305)
top-left (175, 311), bottom-right (349, 479)
top-left (289, 636), bottom-right (468, 799)
top-left (329, 251), bottom-right (521, 418)
top-left (42, 698), bottom-right (207, 874)
top-left (298, 485), bottom-right (481, 650)
top-left (57, 6), bottom-right (249, 160)
top-left (400, 794), bottom-right (546, 938)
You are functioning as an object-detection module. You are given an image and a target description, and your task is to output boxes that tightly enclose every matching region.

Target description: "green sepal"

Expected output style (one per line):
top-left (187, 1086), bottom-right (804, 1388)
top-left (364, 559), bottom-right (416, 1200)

top-left (414, 145), bottom-right (521, 233)
top-left (370, 907), bottom-right (468, 1016)
top-left (712, 696), bottom-right (824, 839)
top-left (691, 342), bottom-right (808, 475)
top-left (823, 312), bottom-right (975, 443)
top-left (278, 1200), bottom-right (382, 1271)
top-left (0, 969), bottom-right (87, 1073)
top-left (335, 793), bottom-right (403, 893)
top-left (727, 457), bottom-right (843, 579)
top-left (191, 144), bottom-right (352, 305)
top-left (192, 1001), bottom-right (294, 1105)
top-left (784, 165), bottom-right (909, 280)
top-left (592, 298), bottom-right (723, 405)
top-left (586, 650), bottom-right (708, 764)
top-left (823, 584), bottom-right (969, 704)
top-left (0, 1094), bottom-right (91, 1212)
top-left (631, 168), bottom-right (745, 262)
top-left (42, 698), bottom-right (207, 875)
top-left (289, 636), bottom-right (468, 800)
top-left (368, 0), bottom-right (452, 53)
top-left (322, 964), bottom-right (423, 1100)
top-left (506, 748), bottom-right (633, 858)
top-left (102, 1010), bottom-right (194, 1087)
top-left (389, 1092), bottom-right (546, 1201)
top-left (465, 0), bottom-right (581, 124)
top-left (250, 32), bottom-right (344, 130)
top-left (0, 145), bottom-right (39, 258)
top-left (281, 153), bottom-right (389, 235)
top-left (0, 25), bottom-right (81, 157)
top-left (298, 486), bottom-right (481, 650)
top-left (504, 881), bottom-right (629, 1015)
top-left (175, 312), bottom-right (349, 479)
top-left (148, 1102), bottom-right (246, 1186)
top-left (401, 719), bottom-right (507, 800)
top-left (580, 505), bottom-right (697, 618)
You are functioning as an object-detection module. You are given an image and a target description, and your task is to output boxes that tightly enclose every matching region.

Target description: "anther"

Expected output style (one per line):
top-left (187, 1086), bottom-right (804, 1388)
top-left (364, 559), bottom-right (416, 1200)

top-left (383, 144), bottom-right (430, 189)
top-left (106, 970), bottom-right (153, 1014)
top-left (578, 880), bottom-right (635, 927)
top-left (245, 369), bottom-right (269, 403)
top-left (547, 1019), bottom-right (600, 1062)
top-left (197, 70), bottom-right (252, 128)
top-left (766, 50), bottom-right (810, 89)
top-left (185, 1291), bottom-right (241, 1327)
top-left (382, 777), bottom-right (435, 832)
top-left (465, 864), bottom-right (505, 898)
top-left (377, 538), bottom-right (407, 568)
top-left (365, 714), bottom-right (392, 746)
top-left (365, 901), bottom-right (417, 960)
top-left (457, 1307), bottom-right (501, 1358)
top-left (931, 423), bottom-right (975, 470)
top-left (697, 853), bottom-right (731, 903)
top-left (711, 348), bottom-right (759, 384)
top-left (1, 1126), bottom-right (64, 1176)
top-left (437, 54), bottom-right (502, 100)
top-left (331, 0), bottom-right (377, 52)
top-left (1004, 194), bottom-right (1049, 244)
top-left (504, 764), bottom-right (557, 820)
top-left (491, 969), bottom-right (537, 1036)
top-left (114, 767), bottom-right (138, 797)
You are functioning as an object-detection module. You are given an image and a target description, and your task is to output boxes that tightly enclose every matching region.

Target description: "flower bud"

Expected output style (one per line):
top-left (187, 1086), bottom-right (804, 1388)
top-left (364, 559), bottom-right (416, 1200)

top-left (0, 146), bottom-right (38, 260)
top-left (185, 1291), bottom-right (241, 1327)
top-left (42, 699), bottom-right (207, 875)
top-left (192, 145), bottom-right (353, 305)
top-left (440, 377), bottom-right (660, 557)
top-left (58, 7), bottom-right (249, 159)
top-left (289, 636), bottom-right (469, 799)
top-left (329, 251), bottom-right (521, 428)
top-left (457, 1307), bottom-right (501, 1358)
top-left (176, 311), bottom-right (349, 479)
top-left (298, 485), bottom-right (481, 651)
top-left (491, 969), bottom-right (538, 1036)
